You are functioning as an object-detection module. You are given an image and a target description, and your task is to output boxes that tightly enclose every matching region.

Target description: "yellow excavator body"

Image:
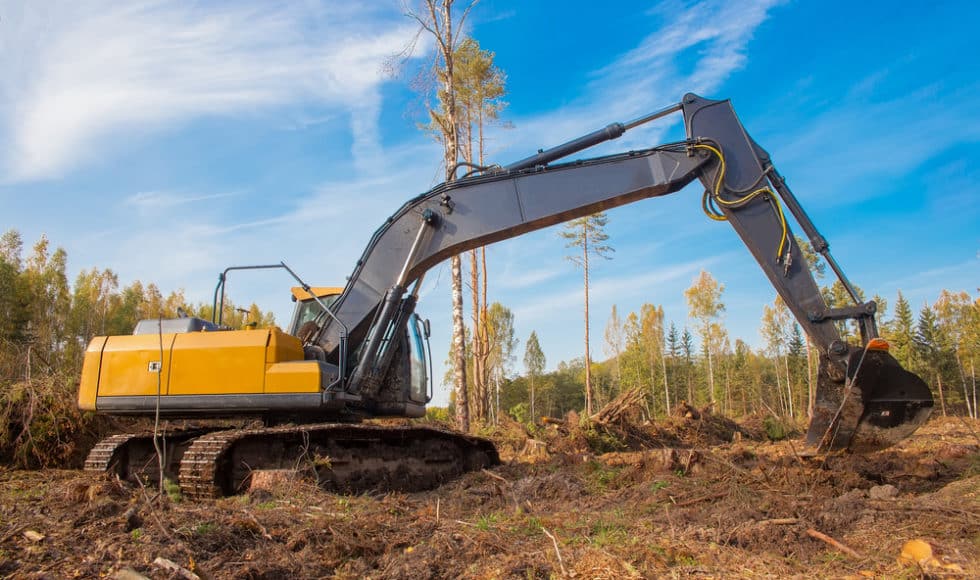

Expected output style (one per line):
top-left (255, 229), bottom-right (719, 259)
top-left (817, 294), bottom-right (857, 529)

top-left (77, 327), bottom-right (320, 410)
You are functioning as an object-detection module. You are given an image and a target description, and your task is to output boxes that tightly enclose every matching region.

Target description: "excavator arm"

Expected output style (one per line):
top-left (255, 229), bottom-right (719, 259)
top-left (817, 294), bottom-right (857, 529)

top-left (311, 93), bottom-right (932, 453)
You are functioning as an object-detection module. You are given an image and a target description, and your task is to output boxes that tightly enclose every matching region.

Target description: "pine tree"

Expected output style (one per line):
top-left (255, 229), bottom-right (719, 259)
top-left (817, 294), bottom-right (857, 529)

top-left (559, 212), bottom-right (613, 414)
top-left (523, 331), bottom-right (545, 420)
top-left (915, 304), bottom-right (948, 416)
top-left (889, 291), bottom-right (916, 371)
top-left (681, 327), bottom-right (695, 404)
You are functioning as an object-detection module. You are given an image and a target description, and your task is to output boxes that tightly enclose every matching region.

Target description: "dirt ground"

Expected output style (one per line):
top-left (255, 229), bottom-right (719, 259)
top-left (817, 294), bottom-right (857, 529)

top-left (0, 414), bottom-right (977, 579)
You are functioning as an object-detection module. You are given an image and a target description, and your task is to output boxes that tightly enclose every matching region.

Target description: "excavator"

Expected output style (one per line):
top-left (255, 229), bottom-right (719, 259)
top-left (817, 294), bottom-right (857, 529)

top-left (78, 94), bottom-right (934, 499)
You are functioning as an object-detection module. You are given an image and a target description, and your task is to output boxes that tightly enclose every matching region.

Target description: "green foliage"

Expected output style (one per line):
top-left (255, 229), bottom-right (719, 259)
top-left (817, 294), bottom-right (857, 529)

top-left (164, 478), bottom-right (182, 503)
top-left (590, 519), bottom-right (629, 547)
top-left (508, 402), bottom-right (531, 426)
top-left (194, 522), bottom-right (216, 535)
top-left (476, 512), bottom-right (499, 531)
top-left (581, 423), bottom-right (628, 454)
top-left (584, 461), bottom-right (623, 493)
top-left (519, 515), bottom-right (542, 536)
top-left (424, 406), bottom-right (451, 423)
top-left (763, 415), bottom-right (791, 441)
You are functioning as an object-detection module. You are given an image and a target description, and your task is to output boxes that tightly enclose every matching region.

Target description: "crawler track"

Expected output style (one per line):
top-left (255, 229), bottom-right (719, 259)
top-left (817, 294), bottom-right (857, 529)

top-left (179, 423), bottom-right (499, 500)
top-left (83, 429), bottom-right (219, 483)
top-left (86, 424), bottom-right (499, 500)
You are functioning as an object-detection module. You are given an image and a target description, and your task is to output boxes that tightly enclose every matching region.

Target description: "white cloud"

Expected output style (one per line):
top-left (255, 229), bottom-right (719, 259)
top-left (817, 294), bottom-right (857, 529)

top-left (512, 258), bottom-right (715, 324)
top-left (768, 82), bottom-right (980, 206)
top-left (124, 190), bottom-right (244, 216)
top-left (485, 0), bottom-right (783, 157)
top-left (0, 1), bottom-right (419, 181)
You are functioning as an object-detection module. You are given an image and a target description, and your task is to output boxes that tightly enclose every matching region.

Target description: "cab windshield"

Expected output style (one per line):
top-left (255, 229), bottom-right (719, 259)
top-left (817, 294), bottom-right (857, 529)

top-left (289, 295), bottom-right (339, 335)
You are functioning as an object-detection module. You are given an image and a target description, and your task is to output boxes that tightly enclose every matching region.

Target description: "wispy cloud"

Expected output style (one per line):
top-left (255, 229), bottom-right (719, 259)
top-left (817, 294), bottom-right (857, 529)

top-left (772, 83), bottom-right (980, 203)
top-left (0, 1), bottom-right (419, 181)
top-left (485, 0), bottom-right (783, 157)
top-left (512, 258), bottom-right (716, 324)
top-left (124, 190), bottom-right (244, 215)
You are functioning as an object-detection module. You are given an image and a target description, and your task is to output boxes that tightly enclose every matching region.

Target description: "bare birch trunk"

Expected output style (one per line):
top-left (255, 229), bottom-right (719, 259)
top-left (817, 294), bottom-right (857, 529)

top-left (955, 351), bottom-right (972, 419)
top-left (971, 360), bottom-right (977, 419)
top-left (805, 339), bottom-right (815, 419)
top-left (469, 250), bottom-right (484, 421)
top-left (451, 255), bottom-right (469, 431)
top-left (583, 228), bottom-right (593, 415)
top-left (936, 373), bottom-right (947, 417)
top-left (706, 340), bottom-right (715, 407)
top-left (773, 354), bottom-right (784, 416)
top-left (784, 354), bottom-right (794, 419)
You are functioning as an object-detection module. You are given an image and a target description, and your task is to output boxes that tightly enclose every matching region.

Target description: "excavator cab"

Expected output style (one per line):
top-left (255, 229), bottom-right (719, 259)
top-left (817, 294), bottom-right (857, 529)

top-left (287, 286), bottom-right (344, 336)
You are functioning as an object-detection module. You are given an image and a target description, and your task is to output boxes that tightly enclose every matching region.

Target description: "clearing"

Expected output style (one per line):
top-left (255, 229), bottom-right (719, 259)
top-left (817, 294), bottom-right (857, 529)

top-left (0, 413), bottom-right (977, 579)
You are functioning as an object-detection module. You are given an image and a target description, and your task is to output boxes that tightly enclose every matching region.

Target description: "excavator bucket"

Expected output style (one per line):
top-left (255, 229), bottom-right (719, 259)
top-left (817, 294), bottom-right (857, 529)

top-left (807, 346), bottom-right (934, 453)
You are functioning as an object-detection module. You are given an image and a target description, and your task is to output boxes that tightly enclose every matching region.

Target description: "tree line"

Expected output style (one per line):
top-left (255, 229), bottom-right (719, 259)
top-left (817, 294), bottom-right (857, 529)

top-left (487, 271), bottom-right (980, 424)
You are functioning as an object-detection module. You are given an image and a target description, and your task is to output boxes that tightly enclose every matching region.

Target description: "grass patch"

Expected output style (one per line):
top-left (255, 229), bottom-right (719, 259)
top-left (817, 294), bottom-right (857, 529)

top-left (585, 461), bottom-right (622, 493)
top-left (590, 519), bottom-right (629, 547)
top-left (163, 478), bottom-right (182, 503)
top-left (476, 512), bottom-right (499, 531)
top-left (194, 522), bottom-right (216, 535)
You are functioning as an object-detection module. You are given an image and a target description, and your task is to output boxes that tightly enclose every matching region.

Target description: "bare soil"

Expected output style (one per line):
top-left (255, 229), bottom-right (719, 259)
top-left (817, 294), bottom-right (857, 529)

top-left (1, 415), bottom-right (977, 579)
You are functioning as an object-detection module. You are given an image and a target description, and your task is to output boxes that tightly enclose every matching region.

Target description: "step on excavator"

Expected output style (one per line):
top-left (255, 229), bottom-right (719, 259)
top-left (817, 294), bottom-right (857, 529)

top-left (78, 94), bottom-right (934, 499)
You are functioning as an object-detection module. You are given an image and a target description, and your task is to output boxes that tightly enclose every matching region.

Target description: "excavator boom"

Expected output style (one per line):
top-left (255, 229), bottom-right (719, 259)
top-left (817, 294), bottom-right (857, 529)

top-left (309, 94), bottom-right (932, 452)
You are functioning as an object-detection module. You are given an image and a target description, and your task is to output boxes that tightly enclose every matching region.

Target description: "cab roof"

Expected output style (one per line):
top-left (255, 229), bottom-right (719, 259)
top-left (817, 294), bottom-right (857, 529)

top-left (290, 286), bottom-right (344, 301)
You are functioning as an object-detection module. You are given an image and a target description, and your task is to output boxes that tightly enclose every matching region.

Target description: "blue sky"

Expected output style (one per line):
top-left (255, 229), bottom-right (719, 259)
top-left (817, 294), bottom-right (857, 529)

top-left (2, 1), bottom-right (977, 405)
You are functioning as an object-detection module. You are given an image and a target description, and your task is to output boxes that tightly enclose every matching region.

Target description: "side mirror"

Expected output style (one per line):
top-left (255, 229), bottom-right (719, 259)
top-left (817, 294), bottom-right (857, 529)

top-left (423, 318), bottom-right (431, 339)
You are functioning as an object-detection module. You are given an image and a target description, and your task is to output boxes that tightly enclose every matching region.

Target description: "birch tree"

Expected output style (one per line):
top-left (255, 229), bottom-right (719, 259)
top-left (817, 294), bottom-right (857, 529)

top-left (684, 270), bottom-right (724, 406)
top-left (603, 305), bottom-right (624, 394)
top-left (406, 0), bottom-right (476, 431)
top-left (453, 36), bottom-right (506, 423)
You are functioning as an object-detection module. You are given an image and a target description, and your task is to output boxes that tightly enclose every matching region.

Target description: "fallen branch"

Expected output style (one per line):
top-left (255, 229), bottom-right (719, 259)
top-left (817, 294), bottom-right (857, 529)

top-left (0, 525), bottom-right (25, 544)
top-left (153, 557), bottom-right (200, 580)
top-left (806, 528), bottom-right (862, 559)
top-left (758, 518), bottom-right (799, 525)
top-left (673, 491), bottom-right (727, 507)
top-left (482, 468), bottom-right (508, 483)
top-left (541, 527), bottom-right (567, 577)
top-left (246, 512), bottom-right (273, 541)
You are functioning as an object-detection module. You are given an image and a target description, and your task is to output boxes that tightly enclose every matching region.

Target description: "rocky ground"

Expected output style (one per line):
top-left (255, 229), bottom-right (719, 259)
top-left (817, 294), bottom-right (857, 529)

top-left (0, 412), bottom-right (977, 579)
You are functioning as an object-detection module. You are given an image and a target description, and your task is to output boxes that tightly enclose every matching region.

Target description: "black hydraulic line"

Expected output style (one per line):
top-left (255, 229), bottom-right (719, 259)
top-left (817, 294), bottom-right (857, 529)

top-left (765, 165), bottom-right (864, 307)
top-left (504, 102), bottom-right (682, 172)
top-left (503, 124), bottom-right (626, 172)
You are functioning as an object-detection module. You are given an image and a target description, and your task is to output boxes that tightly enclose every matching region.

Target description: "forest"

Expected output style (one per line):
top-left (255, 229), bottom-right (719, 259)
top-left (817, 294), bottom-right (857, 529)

top-left (489, 278), bottom-right (980, 425)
